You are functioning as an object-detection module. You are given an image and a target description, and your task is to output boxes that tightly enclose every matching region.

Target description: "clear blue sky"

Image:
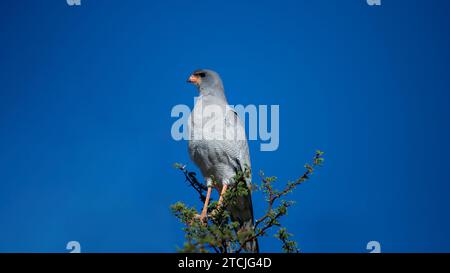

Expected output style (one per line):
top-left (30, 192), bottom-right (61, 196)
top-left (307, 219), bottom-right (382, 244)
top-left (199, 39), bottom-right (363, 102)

top-left (1, 0), bottom-right (450, 252)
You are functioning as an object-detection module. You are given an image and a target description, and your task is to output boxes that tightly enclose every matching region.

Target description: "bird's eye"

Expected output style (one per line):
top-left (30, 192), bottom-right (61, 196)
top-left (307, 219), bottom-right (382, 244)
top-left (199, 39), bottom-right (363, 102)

top-left (197, 72), bottom-right (206, 78)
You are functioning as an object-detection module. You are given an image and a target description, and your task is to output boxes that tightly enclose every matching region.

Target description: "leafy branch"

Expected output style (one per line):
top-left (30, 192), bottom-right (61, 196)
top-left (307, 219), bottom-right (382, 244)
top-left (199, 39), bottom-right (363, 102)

top-left (171, 150), bottom-right (324, 253)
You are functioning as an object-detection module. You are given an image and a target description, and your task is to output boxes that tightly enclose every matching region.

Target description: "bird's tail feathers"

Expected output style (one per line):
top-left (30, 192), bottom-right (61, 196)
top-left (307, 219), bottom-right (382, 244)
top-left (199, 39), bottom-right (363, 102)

top-left (228, 191), bottom-right (259, 253)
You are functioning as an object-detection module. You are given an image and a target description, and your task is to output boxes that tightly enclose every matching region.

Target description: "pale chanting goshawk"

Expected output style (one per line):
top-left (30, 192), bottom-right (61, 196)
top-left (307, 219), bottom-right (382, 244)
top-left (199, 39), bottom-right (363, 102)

top-left (186, 69), bottom-right (258, 253)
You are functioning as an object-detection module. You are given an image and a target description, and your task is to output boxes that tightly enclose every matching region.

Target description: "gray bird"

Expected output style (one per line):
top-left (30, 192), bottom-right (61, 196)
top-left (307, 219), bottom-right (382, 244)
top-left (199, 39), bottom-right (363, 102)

top-left (186, 69), bottom-right (258, 253)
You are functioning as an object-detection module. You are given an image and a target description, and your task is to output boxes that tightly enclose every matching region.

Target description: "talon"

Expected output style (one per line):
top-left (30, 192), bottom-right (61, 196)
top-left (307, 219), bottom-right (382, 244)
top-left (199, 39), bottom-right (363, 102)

top-left (194, 210), bottom-right (208, 222)
top-left (190, 213), bottom-right (207, 225)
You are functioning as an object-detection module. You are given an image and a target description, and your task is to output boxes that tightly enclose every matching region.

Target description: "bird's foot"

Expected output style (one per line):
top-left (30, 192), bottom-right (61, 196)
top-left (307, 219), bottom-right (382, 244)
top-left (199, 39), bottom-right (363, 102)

top-left (192, 213), bottom-right (208, 225)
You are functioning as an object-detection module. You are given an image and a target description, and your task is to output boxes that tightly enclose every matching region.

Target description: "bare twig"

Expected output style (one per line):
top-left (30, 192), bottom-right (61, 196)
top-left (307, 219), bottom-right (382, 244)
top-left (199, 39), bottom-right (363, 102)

top-left (174, 163), bottom-right (208, 202)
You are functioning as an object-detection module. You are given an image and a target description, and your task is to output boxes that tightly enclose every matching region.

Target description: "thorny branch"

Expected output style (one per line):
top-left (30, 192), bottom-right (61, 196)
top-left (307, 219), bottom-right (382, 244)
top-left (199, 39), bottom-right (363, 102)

top-left (174, 163), bottom-right (209, 203)
top-left (172, 150), bottom-right (324, 253)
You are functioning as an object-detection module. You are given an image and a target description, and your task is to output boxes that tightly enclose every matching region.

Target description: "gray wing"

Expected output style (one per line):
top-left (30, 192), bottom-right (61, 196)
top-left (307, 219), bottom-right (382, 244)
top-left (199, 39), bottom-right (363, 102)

top-left (225, 108), bottom-right (251, 186)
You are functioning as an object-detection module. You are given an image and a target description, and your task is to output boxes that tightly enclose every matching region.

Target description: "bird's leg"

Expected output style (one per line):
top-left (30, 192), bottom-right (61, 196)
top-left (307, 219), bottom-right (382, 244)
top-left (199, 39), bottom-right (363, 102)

top-left (217, 184), bottom-right (228, 207)
top-left (209, 184), bottom-right (229, 219)
top-left (198, 186), bottom-right (212, 222)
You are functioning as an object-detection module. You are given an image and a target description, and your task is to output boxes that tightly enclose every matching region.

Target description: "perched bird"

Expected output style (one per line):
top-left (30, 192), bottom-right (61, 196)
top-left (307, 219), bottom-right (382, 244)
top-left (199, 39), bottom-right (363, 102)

top-left (186, 69), bottom-right (258, 253)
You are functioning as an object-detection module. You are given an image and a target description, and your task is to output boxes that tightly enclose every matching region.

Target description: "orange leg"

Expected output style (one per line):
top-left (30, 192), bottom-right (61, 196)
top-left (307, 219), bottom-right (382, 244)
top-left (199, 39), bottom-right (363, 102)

top-left (199, 187), bottom-right (212, 222)
top-left (217, 184), bottom-right (228, 207)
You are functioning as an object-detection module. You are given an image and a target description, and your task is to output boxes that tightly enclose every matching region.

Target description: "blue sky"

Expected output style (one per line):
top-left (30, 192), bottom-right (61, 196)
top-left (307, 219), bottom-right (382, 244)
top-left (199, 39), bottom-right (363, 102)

top-left (1, 0), bottom-right (450, 252)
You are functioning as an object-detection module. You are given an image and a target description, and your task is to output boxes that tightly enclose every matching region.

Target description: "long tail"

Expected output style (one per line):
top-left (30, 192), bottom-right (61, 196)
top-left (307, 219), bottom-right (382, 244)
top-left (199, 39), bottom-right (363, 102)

top-left (228, 191), bottom-right (259, 253)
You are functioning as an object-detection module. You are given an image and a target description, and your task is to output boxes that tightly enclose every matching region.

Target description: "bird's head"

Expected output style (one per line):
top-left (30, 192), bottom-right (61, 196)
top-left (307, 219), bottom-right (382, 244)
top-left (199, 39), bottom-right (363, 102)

top-left (187, 69), bottom-right (225, 97)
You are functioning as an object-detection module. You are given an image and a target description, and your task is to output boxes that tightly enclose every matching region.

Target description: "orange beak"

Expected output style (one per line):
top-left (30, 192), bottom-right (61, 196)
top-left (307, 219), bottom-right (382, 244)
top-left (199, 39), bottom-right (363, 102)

top-left (187, 74), bottom-right (201, 85)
